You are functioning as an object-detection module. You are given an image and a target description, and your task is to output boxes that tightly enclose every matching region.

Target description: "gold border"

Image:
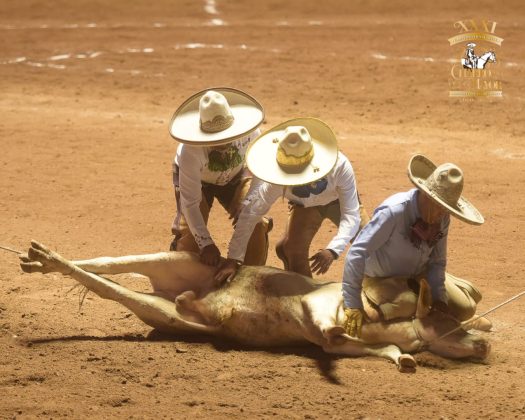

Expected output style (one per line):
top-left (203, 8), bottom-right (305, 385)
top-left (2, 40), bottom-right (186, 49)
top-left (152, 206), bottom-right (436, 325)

top-left (449, 90), bottom-right (503, 97)
top-left (448, 33), bottom-right (504, 46)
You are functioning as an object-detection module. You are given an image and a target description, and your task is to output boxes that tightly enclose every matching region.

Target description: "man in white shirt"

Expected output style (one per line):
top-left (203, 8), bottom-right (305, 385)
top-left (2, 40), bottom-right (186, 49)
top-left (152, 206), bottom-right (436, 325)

top-left (169, 88), bottom-right (271, 266)
top-left (214, 118), bottom-right (369, 283)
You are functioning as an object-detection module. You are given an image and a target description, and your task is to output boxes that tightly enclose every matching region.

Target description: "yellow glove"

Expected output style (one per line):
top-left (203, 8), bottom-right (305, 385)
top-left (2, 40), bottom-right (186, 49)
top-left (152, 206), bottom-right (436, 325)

top-left (343, 308), bottom-right (364, 338)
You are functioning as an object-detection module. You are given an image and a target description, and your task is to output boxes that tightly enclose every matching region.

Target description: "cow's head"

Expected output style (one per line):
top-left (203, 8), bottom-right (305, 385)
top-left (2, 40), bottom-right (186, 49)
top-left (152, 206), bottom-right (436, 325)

top-left (413, 279), bottom-right (490, 359)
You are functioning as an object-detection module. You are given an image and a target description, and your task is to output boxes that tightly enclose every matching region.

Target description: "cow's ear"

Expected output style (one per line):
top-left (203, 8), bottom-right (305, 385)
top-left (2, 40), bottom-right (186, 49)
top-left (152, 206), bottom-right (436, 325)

top-left (415, 278), bottom-right (432, 319)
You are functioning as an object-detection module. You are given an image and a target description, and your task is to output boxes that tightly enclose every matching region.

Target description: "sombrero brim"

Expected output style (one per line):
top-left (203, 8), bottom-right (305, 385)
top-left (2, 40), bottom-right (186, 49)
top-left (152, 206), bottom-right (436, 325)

top-left (246, 118), bottom-right (339, 186)
top-left (169, 87), bottom-right (264, 146)
top-left (408, 154), bottom-right (484, 225)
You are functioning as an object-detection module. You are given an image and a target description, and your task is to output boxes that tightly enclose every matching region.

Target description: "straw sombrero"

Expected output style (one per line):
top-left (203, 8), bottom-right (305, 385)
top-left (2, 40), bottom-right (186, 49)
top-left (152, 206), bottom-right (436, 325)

top-left (169, 87), bottom-right (264, 146)
top-left (246, 118), bottom-right (338, 186)
top-left (408, 154), bottom-right (484, 225)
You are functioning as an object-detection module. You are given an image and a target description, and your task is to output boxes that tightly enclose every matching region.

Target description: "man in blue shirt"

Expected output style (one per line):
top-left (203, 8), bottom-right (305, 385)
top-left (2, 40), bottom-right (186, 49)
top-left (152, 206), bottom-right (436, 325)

top-left (342, 154), bottom-right (485, 337)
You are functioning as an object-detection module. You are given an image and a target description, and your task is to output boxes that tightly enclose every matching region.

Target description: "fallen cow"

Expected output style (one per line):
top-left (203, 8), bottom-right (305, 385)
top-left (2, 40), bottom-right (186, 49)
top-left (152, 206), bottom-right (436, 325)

top-left (20, 241), bottom-right (490, 372)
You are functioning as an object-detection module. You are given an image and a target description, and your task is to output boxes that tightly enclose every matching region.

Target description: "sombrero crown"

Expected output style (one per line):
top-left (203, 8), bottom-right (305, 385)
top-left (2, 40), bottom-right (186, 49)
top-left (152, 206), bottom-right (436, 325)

top-left (246, 118), bottom-right (338, 186)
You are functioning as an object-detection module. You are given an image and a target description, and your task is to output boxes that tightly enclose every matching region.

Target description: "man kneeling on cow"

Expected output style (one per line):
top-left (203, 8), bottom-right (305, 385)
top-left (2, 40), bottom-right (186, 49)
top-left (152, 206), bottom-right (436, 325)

top-left (342, 154), bottom-right (487, 337)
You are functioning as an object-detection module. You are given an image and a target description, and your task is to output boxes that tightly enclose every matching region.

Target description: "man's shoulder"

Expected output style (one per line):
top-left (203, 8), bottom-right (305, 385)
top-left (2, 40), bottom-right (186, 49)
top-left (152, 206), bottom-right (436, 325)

top-left (331, 151), bottom-right (354, 177)
top-left (335, 151), bottom-right (351, 166)
top-left (177, 143), bottom-right (207, 161)
top-left (376, 189), bottom-right (416, 216)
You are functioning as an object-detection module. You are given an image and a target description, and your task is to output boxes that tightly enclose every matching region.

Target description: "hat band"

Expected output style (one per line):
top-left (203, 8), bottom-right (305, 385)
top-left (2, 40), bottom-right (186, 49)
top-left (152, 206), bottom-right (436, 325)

top-left (201, 114), bottom-right (234, 133)
top-left (276, 146), bottom-right (314, 173)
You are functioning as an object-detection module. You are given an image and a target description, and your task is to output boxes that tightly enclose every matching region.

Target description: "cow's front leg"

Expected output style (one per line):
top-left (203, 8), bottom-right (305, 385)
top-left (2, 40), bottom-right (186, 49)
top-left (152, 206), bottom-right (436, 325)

top-left (323, 340), bottom-right (417, 373)
top-left (301, 283), bottom-right (345, 345)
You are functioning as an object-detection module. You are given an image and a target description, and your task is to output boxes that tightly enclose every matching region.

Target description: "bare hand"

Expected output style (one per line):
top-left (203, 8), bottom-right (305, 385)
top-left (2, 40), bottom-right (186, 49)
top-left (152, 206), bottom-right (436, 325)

top-left (200, 244), bottom-right (221, 266)
top-left (343, 308), bottom-right (364, 338)
top-left (309, 249), bottom-right (336, 275)
top-left (214, 258), bottom-right (241, 285)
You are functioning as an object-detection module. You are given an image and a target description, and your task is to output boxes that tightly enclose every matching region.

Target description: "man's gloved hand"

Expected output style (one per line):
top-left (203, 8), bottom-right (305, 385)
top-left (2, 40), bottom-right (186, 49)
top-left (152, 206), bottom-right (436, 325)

top-left (214, 258), bottom-right (241, 285)
top-left (200, 244), bottom-right (221, 266)
top-left (343, 308), bottom-right (364, 338)
top-left (309, 249), bottom-right (336, 275)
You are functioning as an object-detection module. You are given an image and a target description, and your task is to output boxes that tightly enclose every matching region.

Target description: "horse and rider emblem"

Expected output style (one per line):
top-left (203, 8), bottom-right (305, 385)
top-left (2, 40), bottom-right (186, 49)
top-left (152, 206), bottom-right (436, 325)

top-left (461, 42), bottom-right (496, 70)
top-left (448, 19), bottom-right (503, 98)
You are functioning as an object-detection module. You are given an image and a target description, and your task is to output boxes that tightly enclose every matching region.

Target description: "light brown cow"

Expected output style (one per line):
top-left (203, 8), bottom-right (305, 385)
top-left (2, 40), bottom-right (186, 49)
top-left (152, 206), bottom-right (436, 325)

top-left (19, 241), bottom-right (490, 373)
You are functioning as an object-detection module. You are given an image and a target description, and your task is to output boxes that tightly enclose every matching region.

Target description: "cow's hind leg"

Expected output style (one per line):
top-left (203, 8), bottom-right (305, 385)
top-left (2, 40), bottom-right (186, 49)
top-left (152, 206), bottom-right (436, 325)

top-left (21, 241), bottom-right (216, 299)
top-left (19, 241), bottom-right (177, 278)
top-left (71, 252), bottom-right (218, 298)
top-left (323, 340), bottom-right (417, 373)
top-left (21, 242), bottom-right (218, 335)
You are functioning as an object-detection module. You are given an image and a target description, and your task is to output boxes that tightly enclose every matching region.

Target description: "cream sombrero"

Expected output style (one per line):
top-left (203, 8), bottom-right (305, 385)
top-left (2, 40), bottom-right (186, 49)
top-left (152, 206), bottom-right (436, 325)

top-left (246, 118), bottom-right (338, 186)
top-left (408, 154), bottom-right (484, 225)
top-left (169, 87), bottom-right (264, 146)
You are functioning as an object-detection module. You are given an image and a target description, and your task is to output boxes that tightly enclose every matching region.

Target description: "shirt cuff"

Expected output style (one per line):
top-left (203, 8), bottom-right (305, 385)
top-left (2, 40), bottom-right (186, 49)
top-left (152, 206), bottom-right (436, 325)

top-left (194, 234), bottom-right (214, 250)
top-left (342, 287), bottom-right (364, 309)
top-left (327, 249), bottom-right (338, 260)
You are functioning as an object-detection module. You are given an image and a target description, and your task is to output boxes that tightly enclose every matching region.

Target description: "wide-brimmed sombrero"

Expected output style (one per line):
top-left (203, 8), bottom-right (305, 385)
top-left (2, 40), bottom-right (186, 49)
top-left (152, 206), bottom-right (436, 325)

top-left (169, 87), bottom-right (264, 146)
top-left (246, 118), bottom-right (339, 186)
top-left (408, 154), bottom-right (484, 225)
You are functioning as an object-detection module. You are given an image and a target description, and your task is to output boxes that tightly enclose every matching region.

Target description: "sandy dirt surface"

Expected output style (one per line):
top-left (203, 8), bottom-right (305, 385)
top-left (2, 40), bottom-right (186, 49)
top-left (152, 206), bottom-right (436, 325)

top-left (1, 0), bottom-right (524, 418)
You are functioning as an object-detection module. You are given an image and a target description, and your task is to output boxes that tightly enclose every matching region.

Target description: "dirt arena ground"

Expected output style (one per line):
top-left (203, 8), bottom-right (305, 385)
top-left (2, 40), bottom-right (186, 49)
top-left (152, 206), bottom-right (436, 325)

top-left (1, 0), bottom-right (524, 418)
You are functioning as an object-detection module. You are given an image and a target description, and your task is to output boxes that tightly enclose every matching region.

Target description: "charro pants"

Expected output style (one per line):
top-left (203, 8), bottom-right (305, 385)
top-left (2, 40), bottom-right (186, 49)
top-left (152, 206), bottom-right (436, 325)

top-left (363, 273), bottom-right (480, 322)
top-left (443, 273), bottom-right (480, 320)
top-left (171, 170), bottom-right (270, 266)
top-left (275, 200), bottom-right (371, 277)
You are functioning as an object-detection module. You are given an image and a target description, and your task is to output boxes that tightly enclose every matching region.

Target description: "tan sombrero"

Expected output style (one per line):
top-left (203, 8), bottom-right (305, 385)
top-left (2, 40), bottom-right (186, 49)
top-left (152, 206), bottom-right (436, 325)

top-left (169, 87), bottom-right (264, 146)
top-left (246, 118), bottom-right (338, 186)
top-left (408, 154), bottom-right (484, 225)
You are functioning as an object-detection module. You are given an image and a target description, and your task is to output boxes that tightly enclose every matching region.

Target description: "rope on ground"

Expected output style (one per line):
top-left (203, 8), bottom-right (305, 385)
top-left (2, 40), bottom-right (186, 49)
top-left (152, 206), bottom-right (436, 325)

top-left (0, 244), bottom-right (22, 254)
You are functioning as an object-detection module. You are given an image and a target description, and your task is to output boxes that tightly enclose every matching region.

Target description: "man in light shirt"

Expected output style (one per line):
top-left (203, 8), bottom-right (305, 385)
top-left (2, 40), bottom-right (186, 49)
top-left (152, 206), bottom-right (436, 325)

top-left (342, 154), bottom-right (486, 337)
top-left (214, 118), bottom-right (369, 283)
top-left (169, 88), bottom-right (271, 266)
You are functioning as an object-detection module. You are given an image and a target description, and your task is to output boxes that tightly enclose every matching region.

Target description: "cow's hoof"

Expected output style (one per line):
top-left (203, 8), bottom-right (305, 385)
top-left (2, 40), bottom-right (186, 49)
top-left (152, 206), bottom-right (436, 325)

top-left (398, 354), bottom-right (417, 373)
top-left (19, 253), bottom-right (43, 273)
top-left (473, 339), bottom-right (491, 359)
top-left (25, 241), bottom-right (73, 275)
top-left (175, 290), bottom-right (196, 309)
top-left (462, 316), bottom-right (492, 332)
